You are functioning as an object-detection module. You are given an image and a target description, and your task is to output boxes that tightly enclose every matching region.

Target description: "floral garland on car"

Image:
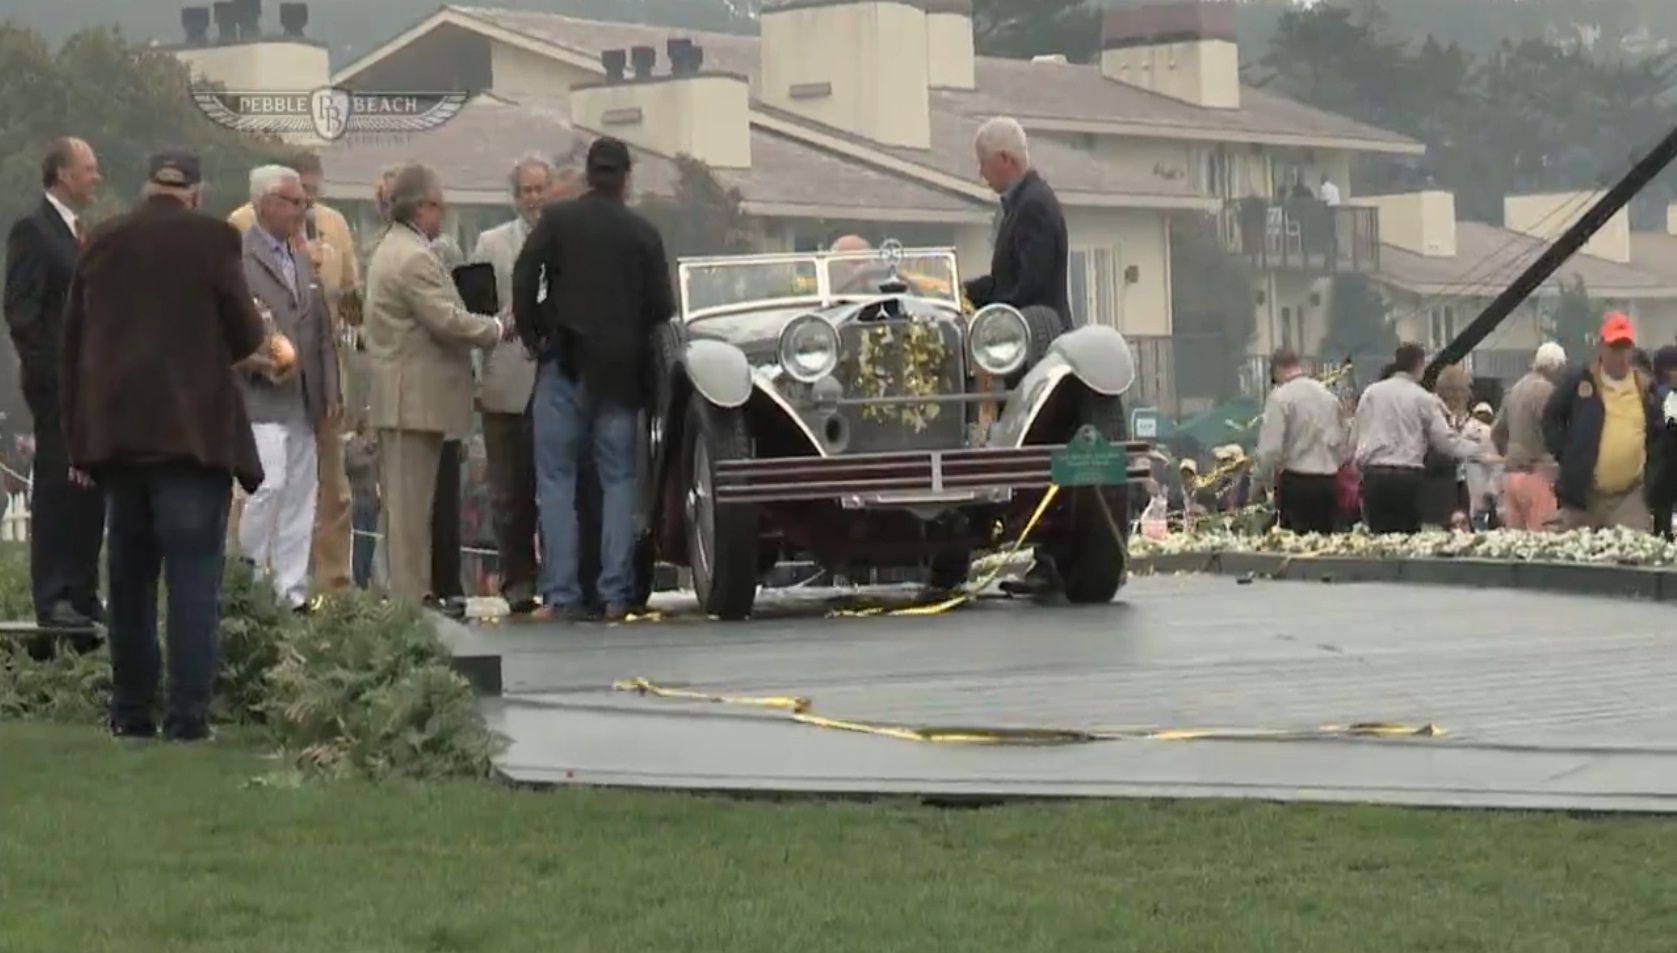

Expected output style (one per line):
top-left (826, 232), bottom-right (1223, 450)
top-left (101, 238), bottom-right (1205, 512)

top-left (853, 322), bottom-right (947, 432)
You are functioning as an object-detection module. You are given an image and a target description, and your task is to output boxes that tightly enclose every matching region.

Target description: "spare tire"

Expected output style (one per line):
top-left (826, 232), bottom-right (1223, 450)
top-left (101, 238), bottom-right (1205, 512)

top-left (1019, 304), bottom-right (1066, 368)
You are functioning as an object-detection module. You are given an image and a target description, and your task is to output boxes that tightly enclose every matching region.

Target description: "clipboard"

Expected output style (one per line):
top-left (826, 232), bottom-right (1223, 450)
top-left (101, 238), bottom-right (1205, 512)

top-left (451, 262), bottom-right (499, 315)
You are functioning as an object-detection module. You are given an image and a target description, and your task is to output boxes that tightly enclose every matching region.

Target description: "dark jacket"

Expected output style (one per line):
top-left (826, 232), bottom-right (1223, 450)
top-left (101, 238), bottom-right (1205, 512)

top-left (1541, 361), bottom-right (1661, 510)
top-left (1650, 384), bottom-right (1677, 510)
top-left (511, 190), bottom-right (674, 408)
top-left (3, 197), bottom-right (80, 425)
top-left (962, 170), bottom-right (1072, 331)
top-left (60, 195), bottom-right (268, 492)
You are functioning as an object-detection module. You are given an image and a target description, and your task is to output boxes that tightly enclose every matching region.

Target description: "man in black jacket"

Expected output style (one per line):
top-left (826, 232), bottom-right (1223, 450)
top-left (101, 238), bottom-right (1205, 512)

top-left (962, 117), bottom-right (1072, 333)
top-left (513, 138), bottom-right (673, 623)
top-left (3, 137), bottom-right (106, 637)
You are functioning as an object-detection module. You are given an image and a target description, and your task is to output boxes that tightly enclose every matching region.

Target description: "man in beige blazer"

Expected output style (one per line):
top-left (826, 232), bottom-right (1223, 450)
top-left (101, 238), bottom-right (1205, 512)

top-left (362, 164), bottom-right (503, 602)
top-left (228, 151), bottom-right (361, 594)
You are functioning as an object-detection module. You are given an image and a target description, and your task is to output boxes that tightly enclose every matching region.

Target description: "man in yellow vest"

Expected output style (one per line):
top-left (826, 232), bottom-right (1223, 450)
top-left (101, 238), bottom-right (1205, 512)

top-left (228, 151), bottom-right (361, 593)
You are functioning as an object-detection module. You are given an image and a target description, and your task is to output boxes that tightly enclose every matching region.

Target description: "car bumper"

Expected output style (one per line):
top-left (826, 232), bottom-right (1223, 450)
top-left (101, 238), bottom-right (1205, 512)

top-left (713, 444), bottom-right (1152, 506)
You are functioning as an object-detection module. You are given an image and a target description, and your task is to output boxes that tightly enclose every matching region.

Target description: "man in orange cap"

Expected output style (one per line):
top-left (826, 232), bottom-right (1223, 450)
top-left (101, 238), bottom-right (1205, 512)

top-left (1541, 312), bottom-right (1662, 531)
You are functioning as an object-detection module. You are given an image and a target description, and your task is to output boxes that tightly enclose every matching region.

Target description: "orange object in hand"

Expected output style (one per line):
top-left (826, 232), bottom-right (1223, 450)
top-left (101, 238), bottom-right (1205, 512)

top-left (269, 332), bottom-right (297, 373)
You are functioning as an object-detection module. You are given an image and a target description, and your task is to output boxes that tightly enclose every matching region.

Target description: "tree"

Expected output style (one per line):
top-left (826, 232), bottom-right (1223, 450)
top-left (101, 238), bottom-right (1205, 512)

top-left (0, 25), bottom-right (283, 431)
top-left (1321, 274), bottom-right (1398, 365)
top-left (1169, 214), bottom-right (1258, 403)
top-left (1544, 276), bottom-right (1600, 358)
top-left (973, 0), bottom-right (1100, 61)
top-left (636, 155), bottom-right (755, 288)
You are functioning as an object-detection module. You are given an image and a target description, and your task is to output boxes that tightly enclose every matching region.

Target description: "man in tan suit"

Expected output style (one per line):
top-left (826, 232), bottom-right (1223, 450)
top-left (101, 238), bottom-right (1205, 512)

top-left (362, 163), bottom-right (503, 602)
top-left (228, 151), bottom-right (360, 593)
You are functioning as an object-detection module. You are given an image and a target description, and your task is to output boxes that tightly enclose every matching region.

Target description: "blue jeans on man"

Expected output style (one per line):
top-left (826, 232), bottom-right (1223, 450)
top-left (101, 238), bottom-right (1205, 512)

top-left (532, 359), bottom-right (638, 613)
top-left (102, 462), bottom-right (232, 739)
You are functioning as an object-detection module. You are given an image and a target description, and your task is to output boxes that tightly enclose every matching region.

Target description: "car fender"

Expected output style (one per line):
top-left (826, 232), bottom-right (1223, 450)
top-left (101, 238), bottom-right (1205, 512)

top-left (1051, 325), bottom-right (1137, 397)
top-left (989, 327), bottom-right (1137, 447)
top-left (680, 338), bottom-right (752, 409)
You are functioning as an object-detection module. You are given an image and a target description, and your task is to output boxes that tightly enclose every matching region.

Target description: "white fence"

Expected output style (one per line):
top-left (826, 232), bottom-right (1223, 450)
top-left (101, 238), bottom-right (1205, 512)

top-left (3, 492), bottom-right (28, 542)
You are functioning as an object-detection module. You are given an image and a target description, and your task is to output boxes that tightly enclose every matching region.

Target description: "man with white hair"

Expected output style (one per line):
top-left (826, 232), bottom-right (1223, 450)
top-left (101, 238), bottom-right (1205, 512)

top-left (1493, 341), bottom-right (1567, 530)
top-left (236, 164), bottom-right (339, 610)
top-left (963, 116), bottom-right (1071, 332)
top-left (468, 154), bottom-right (561, 613)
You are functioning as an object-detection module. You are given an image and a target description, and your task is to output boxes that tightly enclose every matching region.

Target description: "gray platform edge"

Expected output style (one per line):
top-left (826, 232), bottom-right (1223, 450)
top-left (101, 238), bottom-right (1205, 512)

top-left (443, 554), bottom-right (1677, 697)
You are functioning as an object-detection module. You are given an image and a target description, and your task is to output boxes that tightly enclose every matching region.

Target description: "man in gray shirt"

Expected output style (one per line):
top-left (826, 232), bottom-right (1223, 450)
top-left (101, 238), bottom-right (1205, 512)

top-left (1254, 348), bottom-right (1346, 534)
top-left (1352, 344), bottom-right (1487, 533)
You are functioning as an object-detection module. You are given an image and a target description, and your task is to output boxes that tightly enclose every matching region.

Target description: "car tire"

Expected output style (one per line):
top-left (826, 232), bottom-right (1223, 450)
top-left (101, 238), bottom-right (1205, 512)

top-left (1020, 305), bottom-right (1065, 367)
top-left (928, 550), bottom-right (971, 592)
top-left (683, 399), bottom-right (760, 620)
top-left (1048, 389), bottom-right (1130, 605)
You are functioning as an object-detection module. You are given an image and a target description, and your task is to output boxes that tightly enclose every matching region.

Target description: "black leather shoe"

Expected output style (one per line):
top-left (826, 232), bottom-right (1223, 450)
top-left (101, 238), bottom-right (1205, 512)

top-left (110, 718), bottom-right (158, 740)
top-left (163, 718), bottom-right (213, 743)
top-left (42, 600), bottom-right (95, 631)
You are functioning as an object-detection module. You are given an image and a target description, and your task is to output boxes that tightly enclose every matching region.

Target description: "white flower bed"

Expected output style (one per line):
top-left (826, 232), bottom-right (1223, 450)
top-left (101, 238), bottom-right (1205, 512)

top-left (1131, 528), bottom-right (1677, 568)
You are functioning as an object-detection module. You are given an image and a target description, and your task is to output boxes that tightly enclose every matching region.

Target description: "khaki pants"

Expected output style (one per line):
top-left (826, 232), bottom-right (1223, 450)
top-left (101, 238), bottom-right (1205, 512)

top-left (310, 419), bottom-right (354, 593)
top-left (377, 427), bottom-right (444, 602)
top-left (1560, 482), bottom-right (1651, 532)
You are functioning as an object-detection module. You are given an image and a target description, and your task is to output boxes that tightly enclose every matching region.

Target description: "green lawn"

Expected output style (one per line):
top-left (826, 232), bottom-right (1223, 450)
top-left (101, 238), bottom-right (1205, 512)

top-left (3, 722), bottom-right (1676, 953)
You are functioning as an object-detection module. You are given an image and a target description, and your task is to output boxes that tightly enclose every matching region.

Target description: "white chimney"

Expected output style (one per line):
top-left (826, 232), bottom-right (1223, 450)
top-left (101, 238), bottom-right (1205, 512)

top-left (1504, 191), bottom-right (1631, 264)
top-left (1359, 191), bottom-right (1457, 258)
top-left (759, 0), bottom-right (931, 150)
top-left (571, 44), bottom-right (752, 169)
top-left (925, 0), bottom-right (975, 91)
top-left (1099, 2), bottom-right (1240, 110)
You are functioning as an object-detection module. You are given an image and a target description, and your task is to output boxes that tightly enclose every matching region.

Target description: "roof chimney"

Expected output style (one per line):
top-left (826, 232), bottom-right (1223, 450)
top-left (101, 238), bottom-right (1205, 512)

top-left (630, 45), bottom-right (656, 80)
top-left (234, 0), bottom-right (261, 39)
top-left (602, 49), bottom-right (627, 83)
top-left (668, 38), bottom-right (705, 76)
top-left (925, 0), bottom-right (975, 90)
top-left (211, 1), bottom-right (238, 42)
top-left (571, 61), bottom-right (752, 170)
top-left (181, 5), bottom-right (210, 45)
top-left (759, 0), bottom-right (932, 150)
top-left (1100, 2), bottom-right (1241, 110)
top-left (278, 2), bottom-right (308, 38)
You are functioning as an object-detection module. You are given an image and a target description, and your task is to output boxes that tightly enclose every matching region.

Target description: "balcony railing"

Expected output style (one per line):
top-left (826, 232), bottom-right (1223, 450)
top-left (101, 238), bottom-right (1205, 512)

top-left (1220, 198), bottom-right (1380, 273)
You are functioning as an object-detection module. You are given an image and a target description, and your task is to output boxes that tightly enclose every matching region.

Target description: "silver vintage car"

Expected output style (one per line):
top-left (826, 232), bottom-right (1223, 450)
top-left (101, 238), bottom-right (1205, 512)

top-left (636, 242), bottom-right (1149, 619)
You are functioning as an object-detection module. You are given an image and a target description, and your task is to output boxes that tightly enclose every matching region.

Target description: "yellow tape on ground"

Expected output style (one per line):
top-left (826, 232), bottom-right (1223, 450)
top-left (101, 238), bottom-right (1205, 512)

top-left (614, 678), bottom-right (1443, 745)
top-left (612, 677), bottom-right (811, 714)
top-left (827, 484), bottom-right (1062, 619)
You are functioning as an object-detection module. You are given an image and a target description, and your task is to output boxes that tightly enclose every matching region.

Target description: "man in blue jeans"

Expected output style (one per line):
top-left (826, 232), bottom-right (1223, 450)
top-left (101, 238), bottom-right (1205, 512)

top-left (59, 151), bottom-right (270, 741)
top-left (513, 138), bottom-right (673, 622)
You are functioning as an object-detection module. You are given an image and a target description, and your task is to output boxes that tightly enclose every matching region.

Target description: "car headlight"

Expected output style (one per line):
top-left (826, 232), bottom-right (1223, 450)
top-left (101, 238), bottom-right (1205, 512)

top-left (968, 304), bottom-right (1030, 376)
top-left (778, 314), bottom-right (839, 383)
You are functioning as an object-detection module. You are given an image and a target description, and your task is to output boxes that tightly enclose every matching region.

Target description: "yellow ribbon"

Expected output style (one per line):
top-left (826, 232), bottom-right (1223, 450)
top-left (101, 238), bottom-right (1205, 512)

top-left (614, 678), bottom-right (1444, 746)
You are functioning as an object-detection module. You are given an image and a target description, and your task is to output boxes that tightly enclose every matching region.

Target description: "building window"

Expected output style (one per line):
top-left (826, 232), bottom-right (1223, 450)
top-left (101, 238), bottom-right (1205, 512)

top-left (1430, 306), bottom-right (1460, 350)
top-left (1068, 246), bottom-right (1120, 327)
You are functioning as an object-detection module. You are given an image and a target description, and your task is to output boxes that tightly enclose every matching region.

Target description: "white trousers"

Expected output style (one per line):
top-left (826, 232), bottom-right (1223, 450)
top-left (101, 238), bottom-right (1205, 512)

top-left (239, 420), bottom-right (319, 608)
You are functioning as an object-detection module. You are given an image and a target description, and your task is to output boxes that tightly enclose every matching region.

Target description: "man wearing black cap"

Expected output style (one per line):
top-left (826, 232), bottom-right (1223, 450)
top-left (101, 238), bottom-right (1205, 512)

top-left (60, 151), bottom-right (271, 741)
top-left (513, 137), bottom-right (673, 623)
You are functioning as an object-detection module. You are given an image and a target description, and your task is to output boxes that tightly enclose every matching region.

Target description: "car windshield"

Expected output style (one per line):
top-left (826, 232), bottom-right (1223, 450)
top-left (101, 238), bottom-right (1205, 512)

top-left (679, 247), bottom-right (961, 319)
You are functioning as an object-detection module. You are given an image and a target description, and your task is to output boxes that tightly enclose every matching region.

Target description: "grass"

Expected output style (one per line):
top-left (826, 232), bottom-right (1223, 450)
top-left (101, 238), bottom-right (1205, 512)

top-left (4, 724), bottom-right (1677, 952)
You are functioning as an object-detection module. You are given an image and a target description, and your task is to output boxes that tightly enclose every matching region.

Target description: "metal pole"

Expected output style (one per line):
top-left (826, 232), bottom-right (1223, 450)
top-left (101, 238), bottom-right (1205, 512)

top-left (1423, 123), bottom-right (1677, 388)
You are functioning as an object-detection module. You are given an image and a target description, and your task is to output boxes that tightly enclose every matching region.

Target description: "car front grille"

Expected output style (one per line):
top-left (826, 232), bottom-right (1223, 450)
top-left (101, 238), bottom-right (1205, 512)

top-left (833, 319), bottom-right (967, 452)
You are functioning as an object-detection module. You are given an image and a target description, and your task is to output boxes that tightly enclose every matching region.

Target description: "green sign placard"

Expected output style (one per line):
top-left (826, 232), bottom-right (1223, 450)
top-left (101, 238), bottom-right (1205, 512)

top-left (1050, 426), bottom-right (1129, 488)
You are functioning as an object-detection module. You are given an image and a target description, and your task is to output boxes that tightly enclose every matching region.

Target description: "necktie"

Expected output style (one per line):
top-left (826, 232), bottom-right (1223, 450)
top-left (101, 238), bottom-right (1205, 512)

top-left (73, 219), bottom-right (86, 252)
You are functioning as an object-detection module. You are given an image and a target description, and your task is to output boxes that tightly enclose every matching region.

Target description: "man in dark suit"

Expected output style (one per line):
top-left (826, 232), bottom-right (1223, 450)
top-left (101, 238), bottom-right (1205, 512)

top-left (513, 137), bottom-right (673, 623)
top-left (61, 151), bottom-right (270, 742)
top-left (962, 117), bottom-right (1072, 333)
top-left (3, 137), bottom-right (107, 634)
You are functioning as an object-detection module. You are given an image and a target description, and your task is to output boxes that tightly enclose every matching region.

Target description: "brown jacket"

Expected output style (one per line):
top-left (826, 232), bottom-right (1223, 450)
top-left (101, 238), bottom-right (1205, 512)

top-left (61, 195), bottom-right (268, 491)
top-left (363, 224), bottom-right (499, 439)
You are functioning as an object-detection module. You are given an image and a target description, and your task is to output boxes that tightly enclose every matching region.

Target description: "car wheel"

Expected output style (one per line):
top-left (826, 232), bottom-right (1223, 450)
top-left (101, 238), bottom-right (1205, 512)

top-left (683, 400), bottom-right (760, 620)
top-left (1048, 389), bottom-right (1129, 605)
top-left (928, 550), bottom-right (971, 592)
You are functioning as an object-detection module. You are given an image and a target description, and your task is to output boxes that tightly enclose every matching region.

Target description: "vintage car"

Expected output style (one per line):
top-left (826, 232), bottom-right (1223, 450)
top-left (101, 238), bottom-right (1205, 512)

top-left (634, 242), bottom-right (1150, 619)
